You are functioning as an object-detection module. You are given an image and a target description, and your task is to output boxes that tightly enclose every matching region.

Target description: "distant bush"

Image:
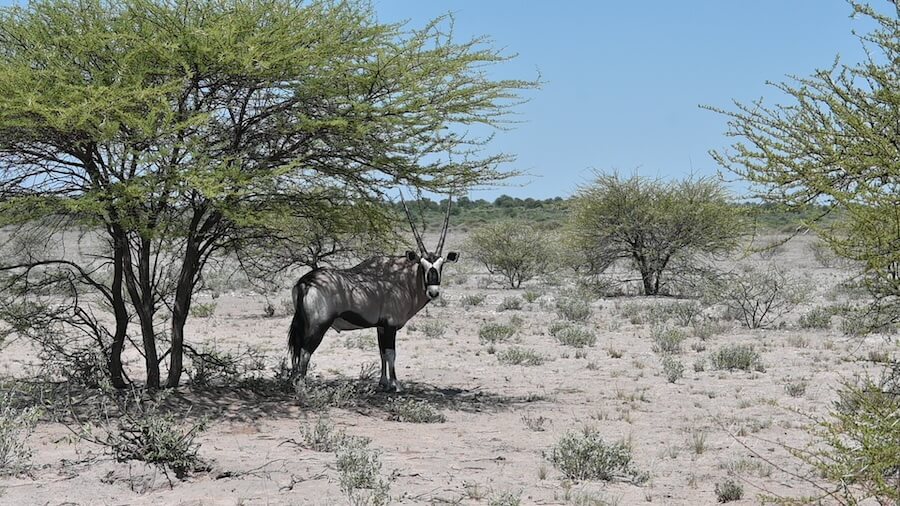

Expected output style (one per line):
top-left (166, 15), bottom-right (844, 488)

top-left (461, 293), bottom-right (486, 308)
top-left (522, 290), bottom-right (542, 303)
top-left (479, 322), bottom-right (516, 344)
top-left (555, 297), bottom-right (592, 322)
top-left (189, 302), bottom-right (217, 318)
top-left (466, 220), bottom-right (559, 288)
top-left (552, 324), bottom-right (596, 348)
top-left (650, 326), bottom-right (686, 355)
top-left (705, 265), bottom-right (810, 329)
top-left (497, 347), bottom-right (546, 366)
top-left (548, 427), bottom-right (647, 483)
top-left (498, 296), bottom-right (523, 312)
top-left (661, 356), bottom-right (685, 384)
top-left (798, 307), bottom-right (832, 329)
top-left (420, 319), bottom-right (447, 340)
top-left (710, 344), bottom-right (765, 372)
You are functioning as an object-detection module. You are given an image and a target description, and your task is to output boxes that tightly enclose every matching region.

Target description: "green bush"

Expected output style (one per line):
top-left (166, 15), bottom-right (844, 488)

top-left (661, 356), bottom-right (684, 384)
top-left (552, 325), bottom-right (596, 348)
top-left (709, 344), bottom-right (765, 372)
top-left (705, 265), bottom-right (809, 329)
top-left (555, 297), bottom-right (592, 322)
top-left (189, 302), bottom-right (217, 318)
top-left (461, 293), bottom-right (486, 308)
top-left (497, 347), bottom-right (546, 366)
top-left (498, 296), bottom-right (523, 312)
top-left (798, 307), bottom-right (832, 329)
top-left (420, 319), bottom-right (447, 340)
top-left (466, 221), bottom-right (559, 288)
top-left (715, 479), bottom-right (743, 502)
top-left (479, 322), bottom-right (516, 344)
top-left (650, 326), bottom-right (686, 355)
top-left (385, 398), bottom-right (445, 423)
top-left (336, 437), bottom-right (391, 505)
top-left (548, 427), bottom-right (648, 483)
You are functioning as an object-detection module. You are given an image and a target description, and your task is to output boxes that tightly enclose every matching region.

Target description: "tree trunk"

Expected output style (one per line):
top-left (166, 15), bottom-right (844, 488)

top-left (166, 241), bottom-right (199, 388)
top-left (122, 235), bottom-right (160, 389)
top-left (107, 226), bottom-right (129, 388)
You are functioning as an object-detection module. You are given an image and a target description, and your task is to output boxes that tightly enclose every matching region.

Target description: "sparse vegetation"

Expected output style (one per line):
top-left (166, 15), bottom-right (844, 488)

top-left (479, 322), bottom-right (517, 344)
top-left (799, 307), bottom-right (832, 330)
top-left (710, 345), bottom-right (765, 372)
top-left (462, 294), bottom-right (487, 308)
top-left (497, 347), bottom-right (546, 366)
top-left (555, 296), bottom-right (592, 322)
top-left (715, 479), bottom-right (743, 503)
top-left (336, 436), bottom-right (391, 505)
top-left (385, 398), bottom-right (446, 423)
top-left (552, 324), bottom-right (597, 348)
top-left (548, 427), bottom-right (648, 483)
top-left (661, 356), bottom-right (685, 384)
top-left (498, 296), bottom-right (523, 312)
top-left (0, 393), bottom-right (39, 476)
top-left (420, 319), bottom-right (448, 340)
top-left (650, 326), bottom-right (686, 355)
top-left (705, 265), bottom-right (810, 329)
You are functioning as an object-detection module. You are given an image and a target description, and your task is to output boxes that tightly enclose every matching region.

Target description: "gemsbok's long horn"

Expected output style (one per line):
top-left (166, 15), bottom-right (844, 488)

top-left (435, 193), bottom-right (453, 255)
top-left (400, 191), bottom-right (428, 254)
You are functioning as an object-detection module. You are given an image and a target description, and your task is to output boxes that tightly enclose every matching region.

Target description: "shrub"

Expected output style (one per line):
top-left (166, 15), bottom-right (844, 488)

top-left (461, 294), bottom-right (486, 308)
top-left (710, 344), bottom-right (765, 372)
top-left (336, 437), bottom-right (391, 505)
top-left (548, 427), bottom-right (648, 483)
top-left (420, 319), bottom-right (447, 340)
top-left (651, 326), bottom-right (686, 355)
top-left (661, 356), bottom-right (685, 384)
top-left (522, 290), bottom-right (542, 303)
top-left (79, 389), bottom-right (208, 479)
top-left (189, 302), bottom-right (217, 318)
top-left (647, 301), bottom-right (703, 327)
top-left (715, 479), bottom-right (743, 502)
top-left (385, 398), bottom-right (445, 423)
top-left (498, 296), bottom-right (523, 312)
top-left (497, 347), bottom-right (546, 366)
top-left (300, 418), bottom-right (360, 452)
top-left (479, 322), bottom-right (516, 344)
top-left (784, 378), bottom-right (808, 398)
top-left (553, 325), bottom-right (597, 348)
top-left (555, 297), bottom-right (592, 322)
top-left (705, 265), bottom-right (810, 329)
top-left (799, 307), bottom-right (832, 330)
top-left (0, 393), bottom-right (39, 476)
top-left (466, 220), bottom-right (559, 288)
top-left (488, 490), bottom-right (522, 506)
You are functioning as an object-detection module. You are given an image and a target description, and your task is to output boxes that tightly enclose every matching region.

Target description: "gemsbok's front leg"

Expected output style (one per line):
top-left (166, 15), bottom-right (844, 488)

top-left (377, 326), bottom-right (401, 392)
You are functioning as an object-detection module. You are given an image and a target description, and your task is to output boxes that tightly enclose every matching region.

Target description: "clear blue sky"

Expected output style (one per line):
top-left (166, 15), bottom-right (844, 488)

top-left (374, 0), bottom-right (881, 200)
top-left (0, 0), bottom-right (884, 200)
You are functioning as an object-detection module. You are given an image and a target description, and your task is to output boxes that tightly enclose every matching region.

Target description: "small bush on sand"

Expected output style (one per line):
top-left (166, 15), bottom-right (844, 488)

top-left (556, 297), bottom-right (592, 322)
top-left (710, 344), bottom-right (765, 372)
top-left (0, 393), bottom-right (40, 476)
top-left (479, 322), bottom-right (516, 344)
top-left (715, 479), bottom-right (743, 502)
top-left (798, 307), bottom-right (832, 330)
top-left (385, 398), bottom-right (446, 423)
top-left (497, 347), bottom-right (546, 366)
top-left (661, 356), bottom-right (685, 384)
top-left (420, 319), bottom-right (447, 340)
top-left (336, 437), bottom-right (391, 505)
top-left (553, 325), bottom-right (597, 348)
top-left (461, 294), bottom-right (487, 308)
top-left (548, 427), bottom-right (648, 483)
top-left (651, 326), bottom-right (686, 355)
top-left (498, 296), bottom-right (523, 312)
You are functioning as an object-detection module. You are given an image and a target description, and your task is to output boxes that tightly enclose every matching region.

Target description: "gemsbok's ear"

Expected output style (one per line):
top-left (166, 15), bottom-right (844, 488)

top-left (406, 250), bottom-right (419, 261)
top-left (446, 252), bottom-right (459, 262)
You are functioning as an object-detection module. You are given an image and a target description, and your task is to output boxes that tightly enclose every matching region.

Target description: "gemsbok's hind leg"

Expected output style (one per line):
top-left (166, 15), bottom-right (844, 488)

top-left (297, 325), bottom-right (327, 380)
top-left (377, 327), bottom-right (401, 392)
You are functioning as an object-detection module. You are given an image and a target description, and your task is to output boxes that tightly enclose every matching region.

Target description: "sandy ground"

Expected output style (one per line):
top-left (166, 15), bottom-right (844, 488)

top-left (0, 233), bottom-right (894, 505)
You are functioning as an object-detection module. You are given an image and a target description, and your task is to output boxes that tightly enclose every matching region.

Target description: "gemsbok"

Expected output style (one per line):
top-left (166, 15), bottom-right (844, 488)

top-left (288, 195), bottom-right (458, 392)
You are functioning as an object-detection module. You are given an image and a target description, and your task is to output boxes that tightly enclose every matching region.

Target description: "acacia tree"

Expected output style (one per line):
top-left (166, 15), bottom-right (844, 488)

top-left (708, 2), bottom-right (899, 328)
top-left (569, 173), bottom-right (745, 296)
top-left (466, 221), bottom-right (558, 288)
top-left (0, 0), bottom-right (533, 388)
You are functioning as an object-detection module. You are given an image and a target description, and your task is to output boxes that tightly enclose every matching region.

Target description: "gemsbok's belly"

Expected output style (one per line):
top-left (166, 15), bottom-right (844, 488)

top-left (330, 311), bottom-right (373, 332)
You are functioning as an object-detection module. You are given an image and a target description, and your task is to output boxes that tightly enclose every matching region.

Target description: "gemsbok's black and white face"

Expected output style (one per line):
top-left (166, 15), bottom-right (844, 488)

top-left (406, 250), bottom-right (459, 299)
